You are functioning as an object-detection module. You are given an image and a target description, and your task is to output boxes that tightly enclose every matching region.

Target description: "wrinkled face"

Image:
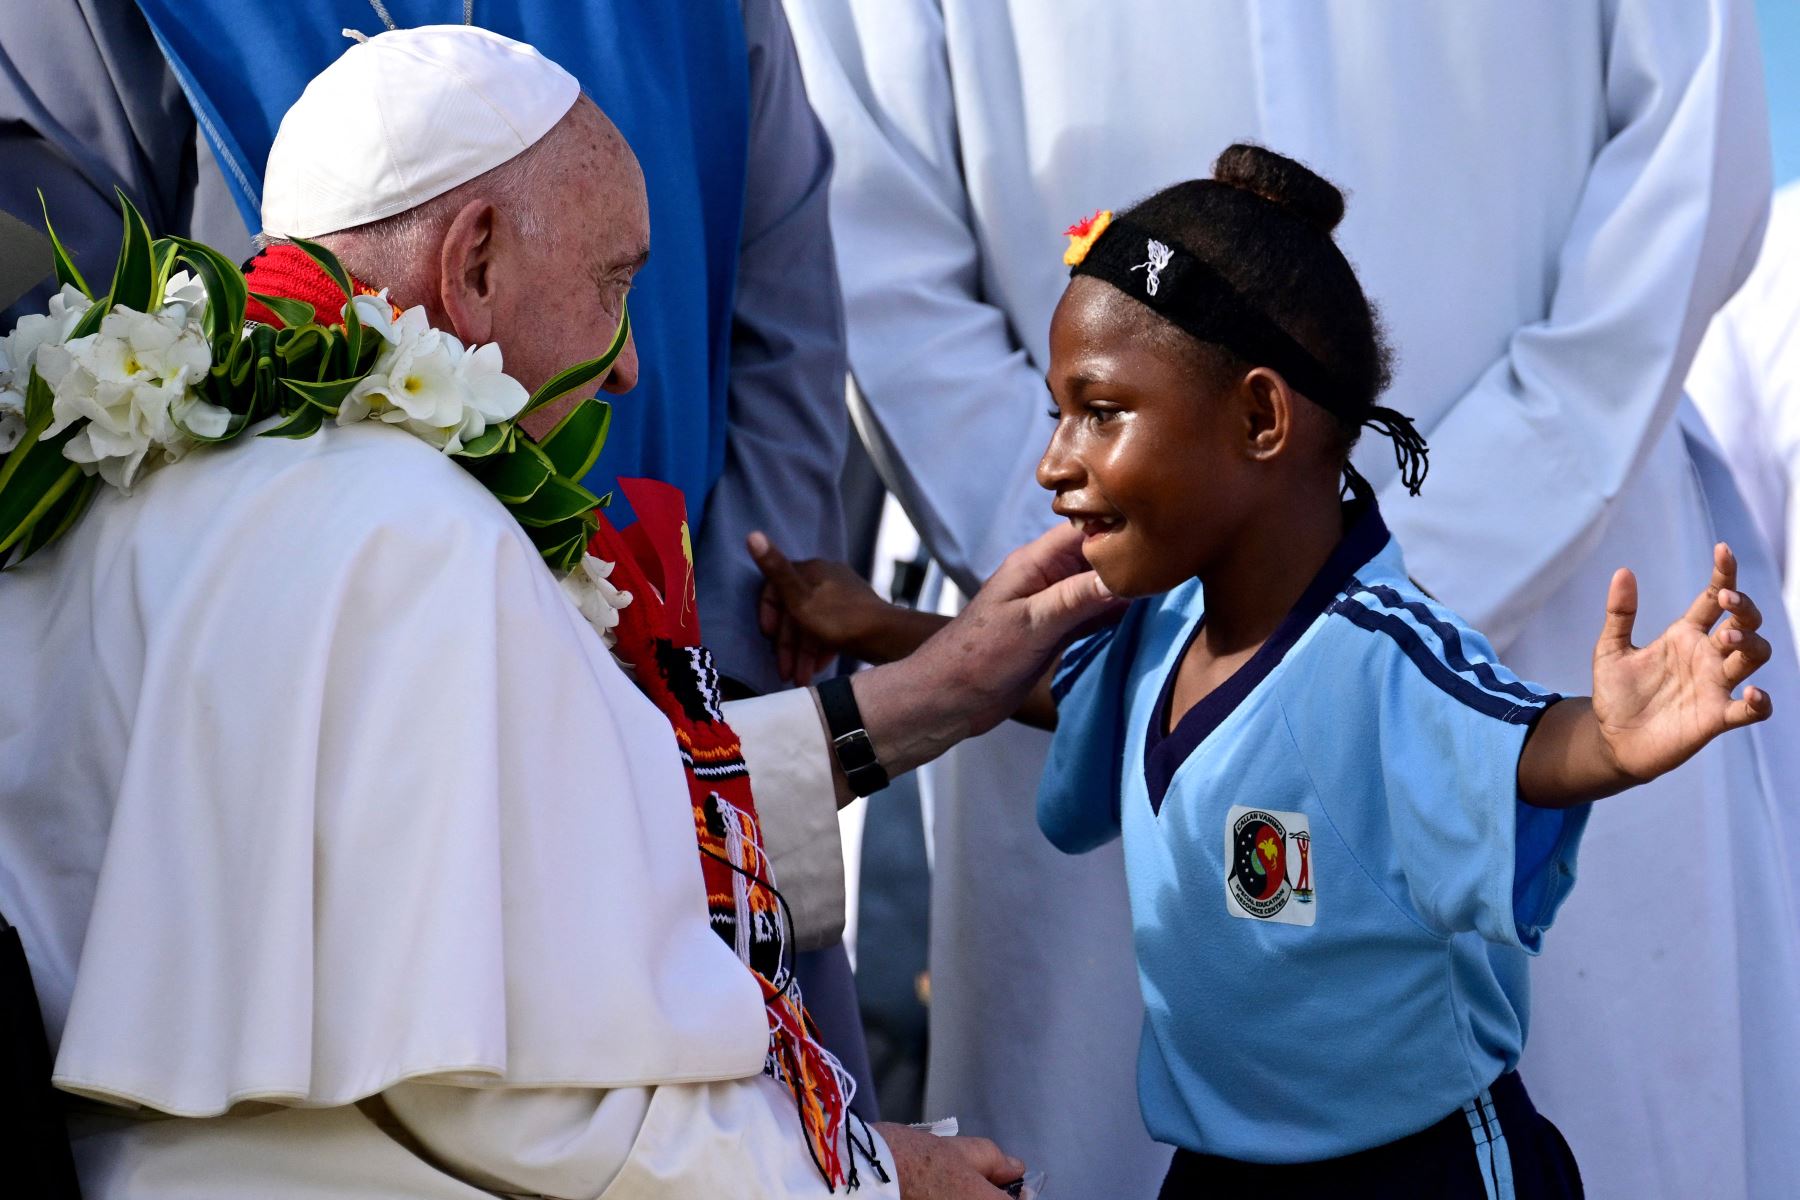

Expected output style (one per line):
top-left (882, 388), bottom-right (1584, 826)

top-left (1037, 278), bottom-right (1251, 598)
top-left (489, 105), bottom-right (648, 402)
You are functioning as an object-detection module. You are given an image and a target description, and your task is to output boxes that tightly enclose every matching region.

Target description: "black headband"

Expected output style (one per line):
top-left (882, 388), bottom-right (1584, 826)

top-left (1069, 215), bottom-right (1428, 496)
top-left (1070, 217), bottom-right (1358, 417)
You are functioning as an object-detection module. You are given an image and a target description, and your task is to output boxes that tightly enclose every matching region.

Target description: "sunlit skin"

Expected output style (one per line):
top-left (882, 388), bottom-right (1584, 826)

top-left (1037, 276), bottom-right (1348, 724)
top-left (338, 97), bottom-right (648, 436)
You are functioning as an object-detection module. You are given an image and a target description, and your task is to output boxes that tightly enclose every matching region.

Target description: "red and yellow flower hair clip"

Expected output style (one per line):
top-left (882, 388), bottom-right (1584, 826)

top-left (1062, 209), bottom-right (1113, 266)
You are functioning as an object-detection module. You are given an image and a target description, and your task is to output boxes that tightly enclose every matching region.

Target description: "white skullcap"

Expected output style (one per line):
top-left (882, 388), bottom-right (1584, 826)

top-left (261, 25), bottom-right (580, 239)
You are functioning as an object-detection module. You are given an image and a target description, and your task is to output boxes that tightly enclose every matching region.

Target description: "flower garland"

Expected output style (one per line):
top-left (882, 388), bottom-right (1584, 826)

top-left (0, 194), bottom-right (629, 591)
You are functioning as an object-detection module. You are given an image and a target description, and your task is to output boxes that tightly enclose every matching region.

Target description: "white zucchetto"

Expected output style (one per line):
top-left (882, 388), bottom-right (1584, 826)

top-left (261, 24), bottom-right (580, 239)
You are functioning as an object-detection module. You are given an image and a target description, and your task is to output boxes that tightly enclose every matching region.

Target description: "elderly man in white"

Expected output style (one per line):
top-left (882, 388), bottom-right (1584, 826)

top-left (0, 27), bottom-right (1095, 1199)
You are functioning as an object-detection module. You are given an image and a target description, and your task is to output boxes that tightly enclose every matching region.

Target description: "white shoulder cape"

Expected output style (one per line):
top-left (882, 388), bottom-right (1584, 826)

top-left (0, 422), bottom-right (768, 1116)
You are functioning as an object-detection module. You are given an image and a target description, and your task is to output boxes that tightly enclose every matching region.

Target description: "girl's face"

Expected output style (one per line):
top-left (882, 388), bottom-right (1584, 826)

top-left (1037, 279), bottom-right (1257, 598)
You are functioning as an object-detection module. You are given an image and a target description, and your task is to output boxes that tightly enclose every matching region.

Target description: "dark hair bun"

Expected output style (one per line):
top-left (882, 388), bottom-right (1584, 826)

top-left (1212, 143), bottom-right (1345, 235)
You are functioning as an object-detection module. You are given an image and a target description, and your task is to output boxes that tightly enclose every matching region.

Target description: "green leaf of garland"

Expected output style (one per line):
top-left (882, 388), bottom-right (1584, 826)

top-left (509, 473), bottom-right (602, 527)
top-left (22, 368), bottom-right (51, 429)
top-left (535, 398), bottom-right (611, 483)
top-left (68, 301), bottom-right (106, 342)
top-left (37, 190), bottom-right (91, 300)
top-left (288, 237), bottom-right (353, 300)
top-left (260, 403), bottom-right (327, 440)
top-left (276, 324), bottom-right (333, 381)
top-left (11, 472), bottom-right (98, 565)
top-left (250, 291), bottom-right (317, 330)
top-left (532, 526), bottom-right (589, 574)
top-left (478, 440), bottom-right (555, 505)
top-left (281, 377), bottom-right (361, 416)
top-left (150, 238), bottom-right (180, 310)
top-left (168, 236), bottom-right (249, 356)
top-left (454, 424), bottom-right (512, 461)
top-left (107, 189), bottom-right (155, 314)
top-left (521, 302), bottom-right (630, 418)
top-left (0, 427), bottom-right (84, 556)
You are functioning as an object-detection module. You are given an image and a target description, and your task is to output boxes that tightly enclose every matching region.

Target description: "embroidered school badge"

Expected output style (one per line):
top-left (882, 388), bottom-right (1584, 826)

top-left (1224, 806), bottom-right (1317, 926)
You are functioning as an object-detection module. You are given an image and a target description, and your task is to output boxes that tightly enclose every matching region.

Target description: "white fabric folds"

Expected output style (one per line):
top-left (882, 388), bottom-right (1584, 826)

top-left (0, 422), bottom-right (769, 1117)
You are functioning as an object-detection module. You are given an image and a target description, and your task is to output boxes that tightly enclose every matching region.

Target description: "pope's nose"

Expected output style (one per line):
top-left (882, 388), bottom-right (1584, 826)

top-left (601, 333), bottom-right (639, 394)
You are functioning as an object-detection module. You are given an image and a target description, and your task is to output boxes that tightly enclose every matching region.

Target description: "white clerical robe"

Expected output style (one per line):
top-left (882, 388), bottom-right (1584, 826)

top-left (0, 421), bottom-right (895, 1197)
top-left (1688, 183), bottom-right (1800, 631)
top-left (785, 2), bottom-right (1800, 1197)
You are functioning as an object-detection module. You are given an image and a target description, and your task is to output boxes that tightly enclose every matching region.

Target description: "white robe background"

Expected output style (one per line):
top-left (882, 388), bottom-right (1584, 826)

top-left (784, 2), bottom-right (1800, 1197)
top-left (0, 422), bottom-right (893, 1197)
top-left (1688, 182), bottom-right (1800, 630)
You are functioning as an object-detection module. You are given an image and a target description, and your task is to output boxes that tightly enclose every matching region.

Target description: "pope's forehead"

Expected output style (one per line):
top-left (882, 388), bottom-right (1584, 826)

top-left (548, 99), bottom-right (649, 266)
top-left (562, 99), bottom-right (645, 200)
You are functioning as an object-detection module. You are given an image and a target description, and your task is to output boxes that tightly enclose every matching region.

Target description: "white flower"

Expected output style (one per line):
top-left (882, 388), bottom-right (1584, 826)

top-left (0, 284), bottom-right (96, 450)
top-left (560, 553), bottom-right (633, 648)
top-left (157, 270), bottom-right (210, 328)
top-left (348, 289), bottom-right (400, 344)
top-left (37, 300), bottom-right (215, 490)
top-left (338, 303), bottom-right (528, 454)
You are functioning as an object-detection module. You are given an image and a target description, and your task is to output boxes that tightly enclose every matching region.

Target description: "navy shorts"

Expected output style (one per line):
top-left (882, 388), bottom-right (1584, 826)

top-left (1158, 1072), bottom-right (1582, 1199)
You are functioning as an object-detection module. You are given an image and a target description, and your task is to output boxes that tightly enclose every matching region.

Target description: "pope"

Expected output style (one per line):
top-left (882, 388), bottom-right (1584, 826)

top-left (0, 27), bottom-right (1114, 1199)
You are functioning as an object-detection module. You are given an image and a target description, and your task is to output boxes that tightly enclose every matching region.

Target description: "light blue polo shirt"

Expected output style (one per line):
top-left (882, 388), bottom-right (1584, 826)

top-left (1039, 504), bottom-right (1588, 1163)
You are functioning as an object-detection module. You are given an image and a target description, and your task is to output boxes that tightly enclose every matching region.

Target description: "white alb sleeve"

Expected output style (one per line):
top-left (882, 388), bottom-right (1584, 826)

top-left (383, 1073), bottom-right (900, 1199)
top-left (725, 689), bottom-right (847, 950)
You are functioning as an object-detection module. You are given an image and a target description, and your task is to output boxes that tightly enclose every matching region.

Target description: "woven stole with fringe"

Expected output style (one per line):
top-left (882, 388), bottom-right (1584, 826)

top-left (588, 479), bottom-right (872, 1191)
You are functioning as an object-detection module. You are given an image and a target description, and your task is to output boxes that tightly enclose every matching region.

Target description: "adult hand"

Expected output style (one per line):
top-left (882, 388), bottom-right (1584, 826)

top-left (877, 1121), bottom-right (1025, 1199)
top-left (843, 524), bottom-right (1123, 790)
top-left (908, 522), bottom-right (1123, 738)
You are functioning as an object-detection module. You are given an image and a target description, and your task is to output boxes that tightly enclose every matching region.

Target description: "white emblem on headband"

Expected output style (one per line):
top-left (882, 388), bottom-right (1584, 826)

top-left (1132, 239), bottom-right (1173, 297)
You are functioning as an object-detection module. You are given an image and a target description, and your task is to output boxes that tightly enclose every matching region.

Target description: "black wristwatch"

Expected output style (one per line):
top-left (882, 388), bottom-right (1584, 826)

top-left (817, 675), bottom-right (891, 797)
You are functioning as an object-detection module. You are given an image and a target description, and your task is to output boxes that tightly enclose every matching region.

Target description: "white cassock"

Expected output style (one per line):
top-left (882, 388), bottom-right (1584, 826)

top-left (1688, 182), bottom-right (1800, 631)
top-left (0, 421), bottom-right (894, 1198)
top-left (784, 2), bottom-right (1800, 1197)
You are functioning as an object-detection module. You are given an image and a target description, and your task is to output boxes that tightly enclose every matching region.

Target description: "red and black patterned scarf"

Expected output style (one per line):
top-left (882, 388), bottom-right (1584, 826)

top-left (588, 479), bottom-right (868, 1189)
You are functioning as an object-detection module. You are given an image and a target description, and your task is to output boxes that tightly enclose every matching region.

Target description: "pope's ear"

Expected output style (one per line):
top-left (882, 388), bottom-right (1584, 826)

top-left (438, 198), bottom-right (499, 345)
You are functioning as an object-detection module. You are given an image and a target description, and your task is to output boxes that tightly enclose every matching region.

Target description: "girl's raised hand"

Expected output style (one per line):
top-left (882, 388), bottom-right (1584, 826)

top-left (1590, 543), bottom-right (1774, 784)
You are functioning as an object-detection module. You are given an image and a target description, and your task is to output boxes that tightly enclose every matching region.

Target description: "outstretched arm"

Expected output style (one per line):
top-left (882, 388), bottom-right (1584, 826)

top-left (1519, 543), bottom-right (1773, 807)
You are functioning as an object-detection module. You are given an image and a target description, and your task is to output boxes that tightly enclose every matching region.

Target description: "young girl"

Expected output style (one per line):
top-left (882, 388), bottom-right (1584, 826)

top-left (749, 145), bottom-right (1774, 1198)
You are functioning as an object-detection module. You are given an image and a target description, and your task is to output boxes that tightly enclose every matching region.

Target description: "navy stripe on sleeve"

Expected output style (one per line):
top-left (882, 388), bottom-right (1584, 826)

top-left (1329, 596), bottom-right (1559, 725)
top-left (1355, 583), bottom-right (1557, 705)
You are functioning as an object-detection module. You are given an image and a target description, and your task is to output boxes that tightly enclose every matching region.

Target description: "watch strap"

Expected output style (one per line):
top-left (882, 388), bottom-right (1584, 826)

top-left (817, 675), bottom-right (890, 797)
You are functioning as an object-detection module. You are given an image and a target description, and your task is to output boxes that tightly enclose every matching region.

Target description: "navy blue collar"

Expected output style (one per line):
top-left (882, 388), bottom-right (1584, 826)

top-left (1144, 502), bottom-right (1391, 814)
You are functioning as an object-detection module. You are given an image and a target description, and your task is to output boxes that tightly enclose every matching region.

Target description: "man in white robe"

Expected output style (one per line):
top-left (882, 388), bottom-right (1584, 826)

top-left (1688, 182), bottom-right (1800, 630)
top-left (783, 3), bottom-right (1800, 1197)
top-left (0, 26), bottom-right (1114, 1198)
